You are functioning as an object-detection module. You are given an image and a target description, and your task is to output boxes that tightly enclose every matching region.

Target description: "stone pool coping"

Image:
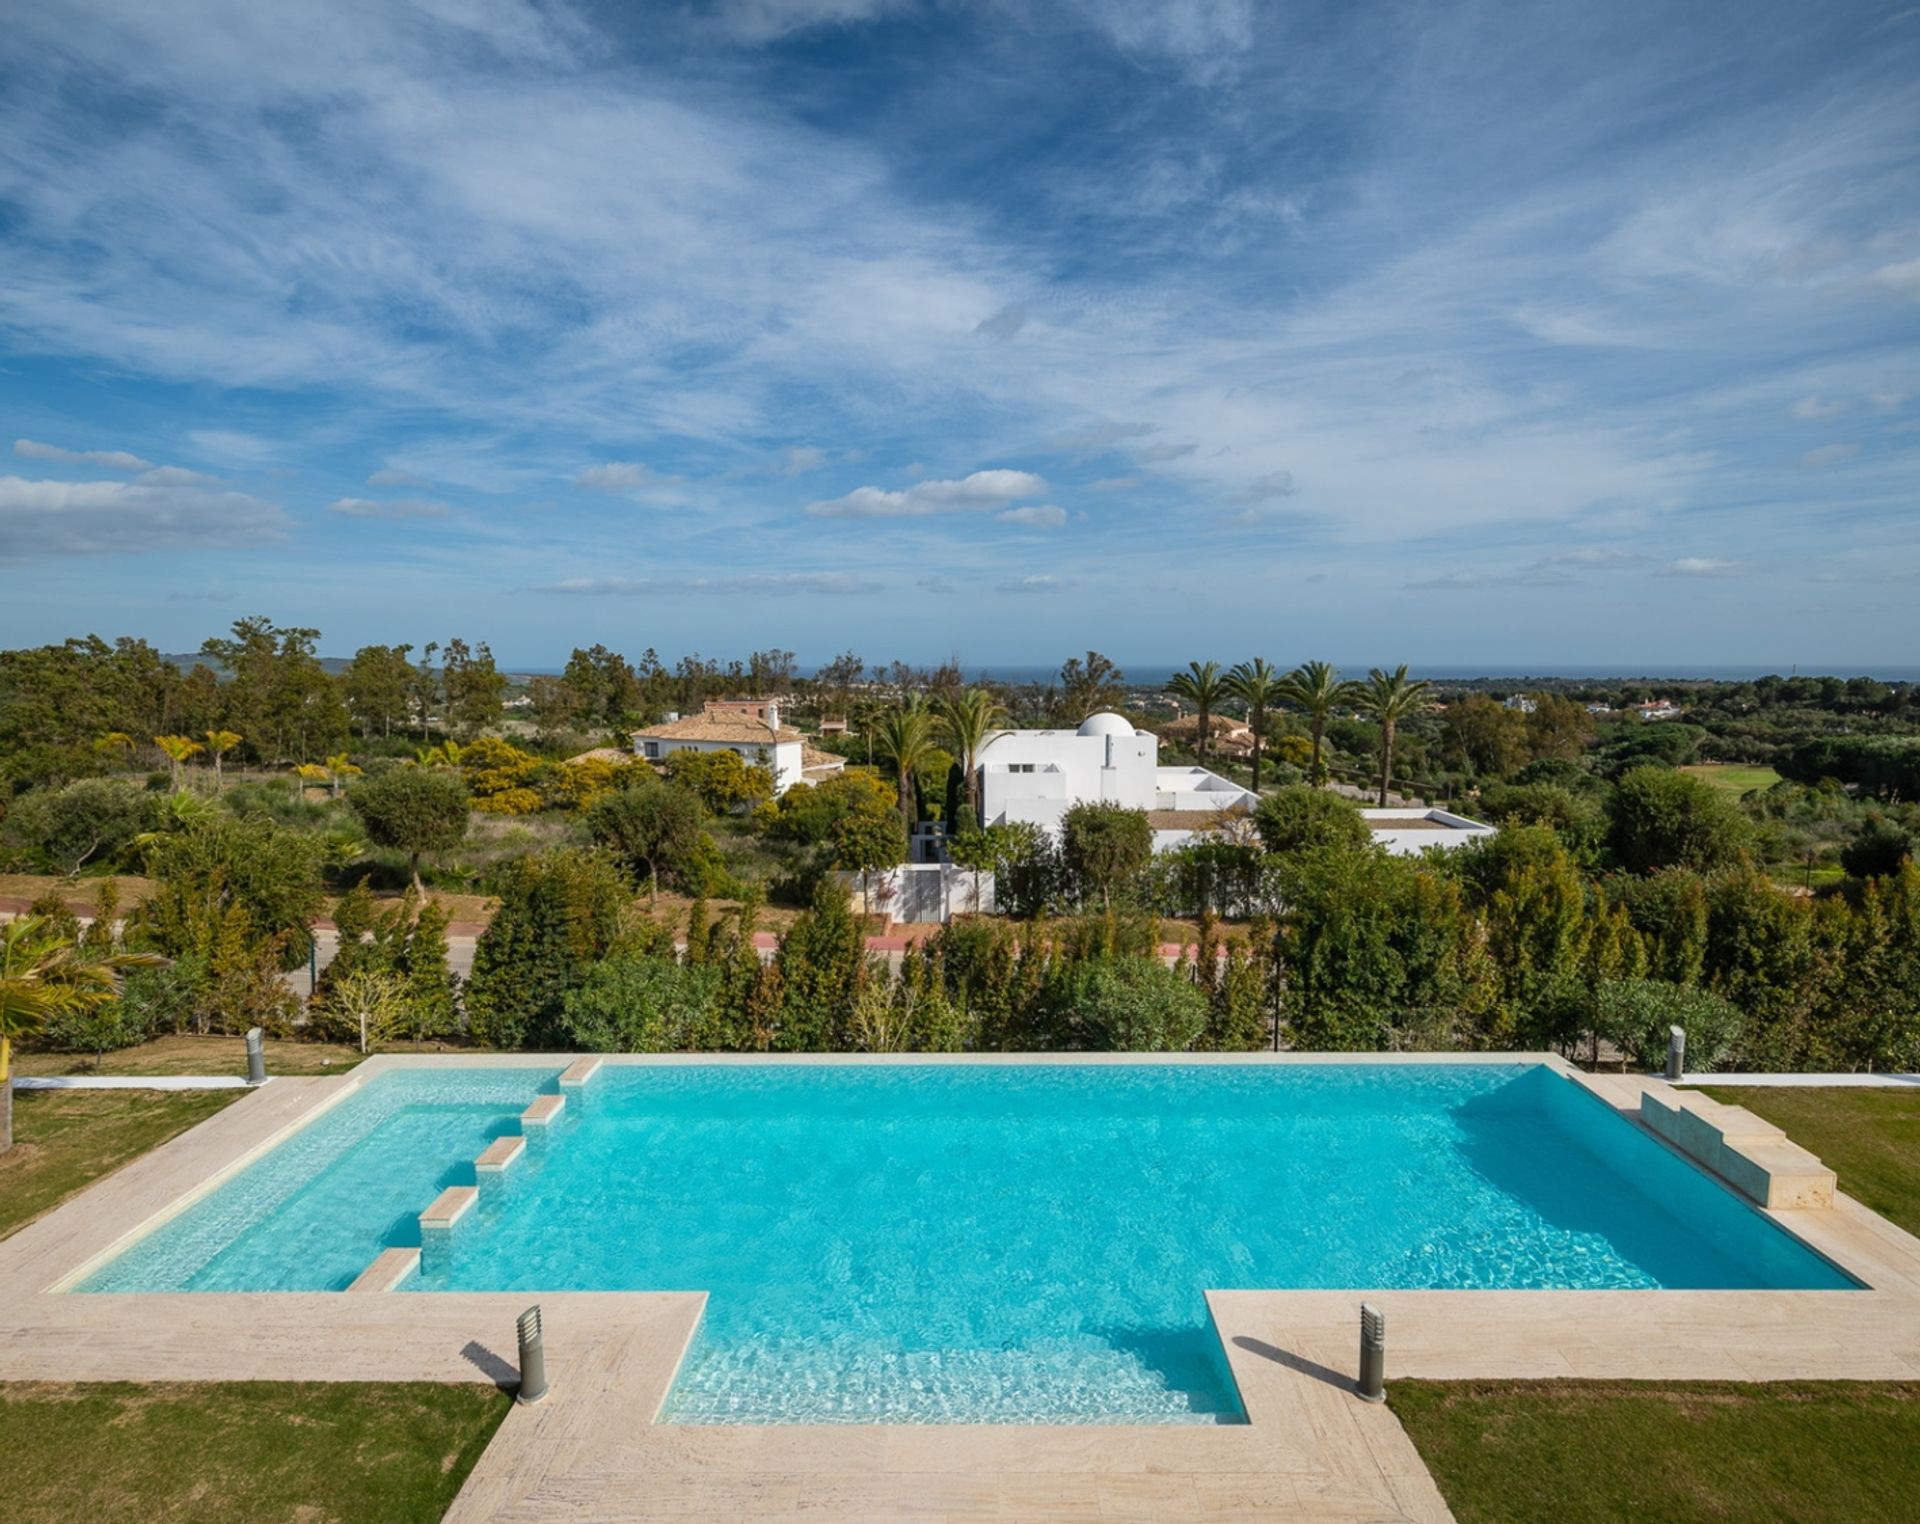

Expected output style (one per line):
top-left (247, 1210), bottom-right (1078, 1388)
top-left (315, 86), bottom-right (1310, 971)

top-left (3, 1052), bottom-right (1917, 1523)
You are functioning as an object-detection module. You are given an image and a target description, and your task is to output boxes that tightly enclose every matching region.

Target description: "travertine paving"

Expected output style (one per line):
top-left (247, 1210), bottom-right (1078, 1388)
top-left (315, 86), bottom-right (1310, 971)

top-left (2, 1053), bottom-right (1915, 1522)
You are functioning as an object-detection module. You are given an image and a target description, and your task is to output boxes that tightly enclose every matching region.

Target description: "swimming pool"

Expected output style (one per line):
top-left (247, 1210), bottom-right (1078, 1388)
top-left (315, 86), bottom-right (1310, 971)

top-left (81, 1061), bottom-right (1854, 1423)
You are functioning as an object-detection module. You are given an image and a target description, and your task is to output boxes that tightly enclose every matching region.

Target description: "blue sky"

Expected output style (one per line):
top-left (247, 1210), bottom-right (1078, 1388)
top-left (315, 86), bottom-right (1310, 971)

top-left (1, 0), bottom-right (1916, 670)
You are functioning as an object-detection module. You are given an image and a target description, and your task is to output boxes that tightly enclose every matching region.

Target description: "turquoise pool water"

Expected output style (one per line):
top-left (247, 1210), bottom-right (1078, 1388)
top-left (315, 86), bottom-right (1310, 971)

top-left (81, 1062), bottom-right (1855, 1424)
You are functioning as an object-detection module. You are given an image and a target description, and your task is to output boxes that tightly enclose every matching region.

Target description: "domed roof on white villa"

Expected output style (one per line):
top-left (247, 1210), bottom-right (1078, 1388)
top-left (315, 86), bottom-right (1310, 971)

top-left (1076, 711), bottom-right (1135, 738)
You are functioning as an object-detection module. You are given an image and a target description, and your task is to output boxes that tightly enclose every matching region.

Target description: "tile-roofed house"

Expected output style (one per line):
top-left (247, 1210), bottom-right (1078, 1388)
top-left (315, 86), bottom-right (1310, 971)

top-left (1154, 713), bottom-right (1257, 757)
top-left (801, 743), bottom-right (848, 784)
top-left (631, 699), bottom-right (809, 794)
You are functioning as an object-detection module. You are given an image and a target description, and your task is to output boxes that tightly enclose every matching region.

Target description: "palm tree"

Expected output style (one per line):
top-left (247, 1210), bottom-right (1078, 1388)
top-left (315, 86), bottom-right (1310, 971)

top-left (934, 687), bottom-right (1008, 823)
top-left (1353, 665), bottom-right (1432, 806)
top-left (1166, 660), bottom-right (1225, 761)
top-left (324, 752), bottom-right (364, 799)
top-left (203, 729), bottom-right (242, 790)
top-left (1, 917), bottom-right (164, 1153)
top-left (1224, 658), bottom-right (1281, 793)
top-left (1276, 661), bottom-right (1353, 786)
top-left (873, 699), bottom-right (939, 828)
top-left (154, 734), bottom-right (203, 791)
top-left (96, 731), bottom-right (135, 767)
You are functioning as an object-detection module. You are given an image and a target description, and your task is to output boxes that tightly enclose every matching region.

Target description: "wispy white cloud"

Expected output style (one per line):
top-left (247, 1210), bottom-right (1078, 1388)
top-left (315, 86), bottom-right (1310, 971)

top-left (996, 503), bottom-right (1067, 527)
top-left (779, 445), bottom-right (828, 476)
top-left (808, 469), bottom-right (1048, 519)
top-left (188, 429), bottom-right (277, 464)
top-left (572, 461), bottom-right (696, 507)
top-left (543, 572), bottom-right (882, 595)
top-left (1801, 442), bottom-right (1861, 466)
top-left (1231, 470), bottom-right (1295, 502)
top-left (997, 573), bottom-right (1071, 593)
top-left (1873, 257), bottom-right (1920, 297)
top-left (137, 465), bottom-right (219, 487)
top-left (368, 466), bottom-right (430, 487)
top-left (1791, 396), bottom-right (1849, 420)
top-left (1660, 557), bottom-right (1742, 577)
top-left (14, 438), bottom-right (153, 471)
top-left (0, 474), bottom-right (287, 558)
top-left (326, 496), bottom-right (451, 519)
top-left (707, 0), bottom-right (909, 43)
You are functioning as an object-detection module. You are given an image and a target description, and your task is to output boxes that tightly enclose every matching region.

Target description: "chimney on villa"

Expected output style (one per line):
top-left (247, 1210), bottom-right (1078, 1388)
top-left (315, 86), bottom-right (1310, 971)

top-left (765, 699), bottom-right (781, 732)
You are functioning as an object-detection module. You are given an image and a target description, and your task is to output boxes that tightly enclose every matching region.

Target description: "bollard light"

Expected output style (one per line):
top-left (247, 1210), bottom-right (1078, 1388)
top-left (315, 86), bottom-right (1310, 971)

top-left (245, 1026), bottom-right (267, 1086)
top-left (1356, 1302), bottom-right (1385, 1404)
top-left (516, 1305), bottom-right (549, 1405)
top-left (1666, 1025), bottom-right (1686, 1083)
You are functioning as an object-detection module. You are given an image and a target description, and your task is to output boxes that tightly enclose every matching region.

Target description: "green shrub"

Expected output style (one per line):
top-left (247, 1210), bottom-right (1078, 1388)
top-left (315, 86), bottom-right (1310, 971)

top-left (1588, 978), bottom-right (1746, 1072)
top-left (465, 849), bottom-right (628, 1049)
top-left (1607, 766), bottom-right (1752, 875)
top-left (1253, 786), bottom-right (1370, 855)
top-left (1042, 956), bottom-right (1207, 1051)
top-left (560, 953), bottom-right (719, 1052)
top-left (39, 997), bottom-right (154, 1059)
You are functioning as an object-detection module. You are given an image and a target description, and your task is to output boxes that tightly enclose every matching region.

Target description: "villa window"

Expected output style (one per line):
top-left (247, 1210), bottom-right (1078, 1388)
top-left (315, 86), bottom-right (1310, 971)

top-left (644, 741), bottom-right (660, 759)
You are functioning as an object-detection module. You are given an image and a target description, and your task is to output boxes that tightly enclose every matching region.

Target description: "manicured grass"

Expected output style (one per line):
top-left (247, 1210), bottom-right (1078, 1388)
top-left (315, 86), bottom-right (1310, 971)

top-left (0, 1381), bottom-right (510, 1524)
top-left (1703, 1085), bottom-right (1920, 1237)
top-left (1393, 1379), bottom-right (1920, 1524)
top-left (1679, 762), bottom-right (1782, 796)
top-left (12, 1033), bottom-right (370, 1079)
top-left (0, 1088), bottom-right (238, 1240)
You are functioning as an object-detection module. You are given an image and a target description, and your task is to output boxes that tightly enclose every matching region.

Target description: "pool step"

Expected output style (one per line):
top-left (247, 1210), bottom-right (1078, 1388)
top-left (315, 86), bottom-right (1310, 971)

top-left (521, 1094), bottom-right (566, 1128)
top-left (1640, 1091), bottom-right (1835, 1210)
top-left (420, 1185), bottom-right (479, 1231)
top-left (558, 1056), bottom-right (603, 1088)
top-left (475, 1136), bottom-right (526, 1173)
top-left (347, 1247), bottom-right (420, 1293)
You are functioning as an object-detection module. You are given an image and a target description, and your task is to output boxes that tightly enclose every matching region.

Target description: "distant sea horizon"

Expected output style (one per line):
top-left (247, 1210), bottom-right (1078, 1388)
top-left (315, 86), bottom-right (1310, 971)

top-left (490, 660), bottom-right (1920, 684)
top-left (858, 663), bottom-right (1920, 686)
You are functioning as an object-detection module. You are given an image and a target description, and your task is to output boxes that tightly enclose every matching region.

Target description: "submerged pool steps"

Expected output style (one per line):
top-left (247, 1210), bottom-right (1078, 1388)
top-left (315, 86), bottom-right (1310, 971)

top-left (421, 1184), bottom-right (479, 1230)
top-left (521, 1093), bottom-right (566, 1128)
top-left (347, 1246), bottom-right (421, 1293)
top-left (349, 1062), bottom-right (602, 1291)
top-left (558, 1056), bottom-right (602, 1087)
top-left (476, 1135), bottom-right (526, 1173)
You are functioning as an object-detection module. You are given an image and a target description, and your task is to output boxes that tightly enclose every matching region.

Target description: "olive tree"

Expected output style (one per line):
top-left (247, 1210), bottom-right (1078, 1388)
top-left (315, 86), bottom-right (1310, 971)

top-left (0, 778), bottom-right (154, 878)
top-left (348, 766), bottom-right (470, 892)
top-left (587, 781), bottom-right (706, 909)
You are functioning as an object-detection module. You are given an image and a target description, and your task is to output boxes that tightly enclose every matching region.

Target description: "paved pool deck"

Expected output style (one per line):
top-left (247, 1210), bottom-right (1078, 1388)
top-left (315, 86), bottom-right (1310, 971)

top-left (3, 1053), bottom-right (1917, 1523)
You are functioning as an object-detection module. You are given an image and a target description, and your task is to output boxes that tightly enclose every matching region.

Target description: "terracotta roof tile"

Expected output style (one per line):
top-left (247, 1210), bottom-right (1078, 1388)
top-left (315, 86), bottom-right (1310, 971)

top-left (632, 714), bottom-right (803, 744)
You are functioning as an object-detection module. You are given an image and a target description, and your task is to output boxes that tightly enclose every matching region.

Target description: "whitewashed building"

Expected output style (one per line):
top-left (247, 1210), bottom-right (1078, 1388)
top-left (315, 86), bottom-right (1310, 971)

top-left (976, 712), bottom-right (1257, 851)
top-left (1361, 807), bottom-right (1498, 855)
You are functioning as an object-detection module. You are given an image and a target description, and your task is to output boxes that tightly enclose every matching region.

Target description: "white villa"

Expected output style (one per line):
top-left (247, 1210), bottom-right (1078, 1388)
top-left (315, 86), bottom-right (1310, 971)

top-left (976, 712), bottom-right (1257, 851)
top-left (1361, 807), bottom-right (1499, 855)
top-left (631, 698), bottom-right (844, 797)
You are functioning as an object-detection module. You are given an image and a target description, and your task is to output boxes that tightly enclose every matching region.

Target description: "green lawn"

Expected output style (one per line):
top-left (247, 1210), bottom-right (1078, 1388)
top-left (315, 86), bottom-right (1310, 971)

top-left (0, 1381), bottom-right (509, 1524)
top-left (0, 1087), bottom-right (238, 1240)
top-left (1679, 762), bottom-right (1782, 796)
top-left (1393, 1380), bottom-right (1920, 1524)
top-left (12, 1033), bottom-right (371, 1079)
top-left (1703, 1085), bottom-right (1920, 1236)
